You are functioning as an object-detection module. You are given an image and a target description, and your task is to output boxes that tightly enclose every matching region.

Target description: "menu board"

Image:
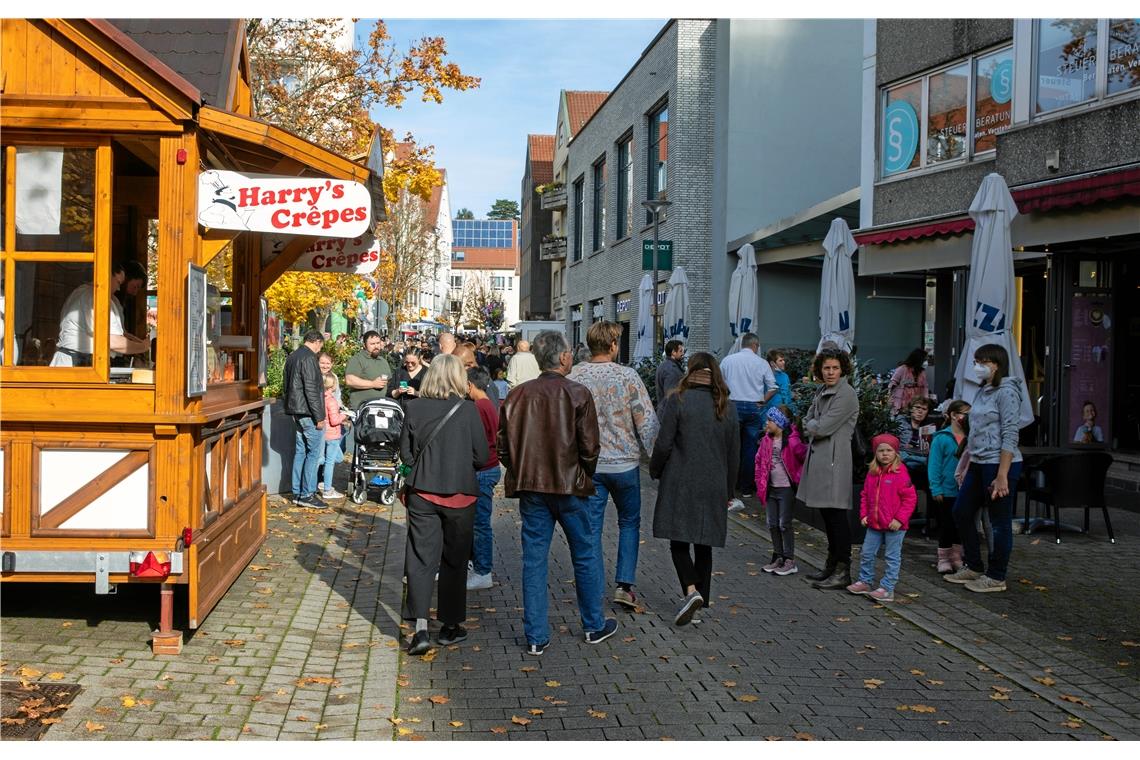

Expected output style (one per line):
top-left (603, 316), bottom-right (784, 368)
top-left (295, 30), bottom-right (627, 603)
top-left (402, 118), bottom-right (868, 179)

top-left (1068, 292), bottom-right (1111, 446)
top-left (186, 264), bottom-right (207, 397)
top-left (258, 297), bottom-right (268, 388)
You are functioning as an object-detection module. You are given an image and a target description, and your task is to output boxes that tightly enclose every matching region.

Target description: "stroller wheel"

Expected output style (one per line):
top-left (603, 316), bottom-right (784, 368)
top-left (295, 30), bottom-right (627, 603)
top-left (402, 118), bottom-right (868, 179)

top-left (350, 472), bottom-right (369, 505)
top-left (380, 485), bottom-right (397, 506)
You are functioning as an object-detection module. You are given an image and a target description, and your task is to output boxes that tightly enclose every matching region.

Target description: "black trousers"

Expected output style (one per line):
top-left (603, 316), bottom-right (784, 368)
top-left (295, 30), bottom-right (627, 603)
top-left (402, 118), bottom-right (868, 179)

top-left (818, 507), bottom-right (852, 563)
top-left (937, 496), bottom-right (961, 548)
top-left (670, 541), bottom-right (712, 602)
top-left (402, 492), bottom-right (474, 625)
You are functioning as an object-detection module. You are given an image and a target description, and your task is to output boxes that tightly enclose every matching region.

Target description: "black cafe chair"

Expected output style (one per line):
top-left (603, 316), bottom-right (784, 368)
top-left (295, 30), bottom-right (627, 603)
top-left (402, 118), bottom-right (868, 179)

top-left (1025, 452), bottom-right (1115, 544)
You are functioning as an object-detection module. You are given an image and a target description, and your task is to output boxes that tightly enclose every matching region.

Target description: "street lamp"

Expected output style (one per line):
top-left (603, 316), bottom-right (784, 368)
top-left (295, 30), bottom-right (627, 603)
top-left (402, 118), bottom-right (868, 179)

top-left (641, 198), bottom-right (672, 354)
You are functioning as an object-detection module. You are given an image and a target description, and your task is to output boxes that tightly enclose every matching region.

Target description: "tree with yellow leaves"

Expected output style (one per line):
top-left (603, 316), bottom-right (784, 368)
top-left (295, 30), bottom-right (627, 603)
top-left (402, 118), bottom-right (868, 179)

top-left (373, 188), bottom-right (445, 335)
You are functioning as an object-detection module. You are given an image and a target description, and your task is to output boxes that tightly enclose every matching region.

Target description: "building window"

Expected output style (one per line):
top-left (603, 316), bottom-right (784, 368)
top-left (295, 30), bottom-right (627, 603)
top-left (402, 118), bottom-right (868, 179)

top-left (449, 274), bottom-right (463, 289)
top-left (592, 156), bottom-right (606, 252)
top-left (647, 102), bottom-right (668, 223)
top-left (1034, 19), bottom-right (1139, 114)
top-left (453, 250), bottom-right (465, 261)
top-left (491, 275), bottom-right (508, 290)
top-left (880, 46), bottom-right (1013, 179)
top-left (616, 135), bottom-right (632, 239)
top-left (572, 177), bottom-right (584, 262)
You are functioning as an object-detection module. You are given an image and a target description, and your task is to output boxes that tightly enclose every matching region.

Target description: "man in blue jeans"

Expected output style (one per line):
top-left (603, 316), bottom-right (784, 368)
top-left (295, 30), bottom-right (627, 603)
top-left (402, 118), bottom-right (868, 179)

top-left (569, 321), bottom-right (658, 609)
top-left (719, 333), bottom-right (778, 511)
top-left (497, 330), bottom-right (617, 655)
top-left (465, 367), bottom-right (501, 590)
top-left (284, 330), bottom-right (328, 509)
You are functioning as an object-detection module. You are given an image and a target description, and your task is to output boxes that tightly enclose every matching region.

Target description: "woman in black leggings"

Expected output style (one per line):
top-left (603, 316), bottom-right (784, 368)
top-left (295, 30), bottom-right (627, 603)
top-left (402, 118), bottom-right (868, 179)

top-left (796, 349), bottom-right (860, 589)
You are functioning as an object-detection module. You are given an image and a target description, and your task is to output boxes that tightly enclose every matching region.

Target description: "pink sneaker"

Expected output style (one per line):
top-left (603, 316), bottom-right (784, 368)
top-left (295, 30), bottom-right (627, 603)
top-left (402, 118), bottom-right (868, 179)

top-left (762, 556), bottom-right (783, 573)
top-left (868, 587), bottom-right (894, 602)
top-left (846, 581), bottom-right (873, 595)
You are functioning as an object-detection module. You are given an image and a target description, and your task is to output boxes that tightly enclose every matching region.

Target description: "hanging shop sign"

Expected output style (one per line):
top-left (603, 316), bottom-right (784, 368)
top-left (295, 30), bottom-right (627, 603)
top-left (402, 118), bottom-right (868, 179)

top-left (198, 170), bottom-right (371, 237)
top-left (265, 234), bottom-right (383, 274)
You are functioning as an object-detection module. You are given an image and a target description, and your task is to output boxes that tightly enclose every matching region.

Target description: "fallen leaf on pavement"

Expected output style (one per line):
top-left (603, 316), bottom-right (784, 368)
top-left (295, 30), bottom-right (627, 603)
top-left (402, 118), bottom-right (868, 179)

top-left (421, 649), bottom-right (438, 662)
top-left (520, 666), bottom-right (537, 673)
top-left (864, 679), bottom-right (884, 689)
top-left (794, 731), bottom-right (815, 740)
top-left (722, 680), bottom-right (737, 687)
top-left (40, 717), bottom-right (62, 725)
top-left (388, 718), bottom-right (404, 725)
top-left (990, 692), bottom-right (1010, 701)
top-left (449, 721), bottom-right (464, 727)
top-left (17, 666), bottom-right (43, 678)
top-left (47, 672), bottom-right (66, 680)
top-left (528, 709), bottom-right (544, 715)
top-left (396, 679), bottom-right (410, 687)
top-left (937, 720), bottom-right (950, 726)
top-left (1057, 635), bottom-right (1073, 641)
top-left (295, 677), bottom-right (340, 688)
top-left (223, 639), bottom-right (245, 647)
top-left (836, 617), bottom-right (851, 622)
top-left (224, 677), bottom-right (236, 686)
top-left (1122, 641), bottom-right (1139, 648)
top-left (490, 726), bottom-right (507, 734)
top-left (925, 679), bottom-right (944, 686)
top-left (1062, 721), bottom-right (1083, 729)
top-left (738, 695), bottom-right (759, 703)
top-left (296, 716), bottom-right (309, 722)
top-left (1060, 694), bottom-right (1091, 706)
top-left (1, 718), bottom-right (26, 726)
top-left (909, 669), bottom-right (925, 676)
top-left (622, 636), bottom-right (636, 643)
top-left (544, 680), bottom-right (561, 687)
top-left (588, 709), bottom-right (606, 719)
top-left (85, 721), bottom-right (105, 733)
top-left (1034, 676), bottom-right (1056, 687)
top-left (512, 715), bottom-right (531, 725)
top-left (897, 704), bottom-right (937, 713)
top-left (121, 695), bottom-right (137, 708)
top-left (429, 695), bottom-right (449, 705)
top-left (406, 696), bottom-right (423, 704)
top-left (765, 736), bottom-right (783, 741)
top-left (397, 727), bottom-right (413, 736)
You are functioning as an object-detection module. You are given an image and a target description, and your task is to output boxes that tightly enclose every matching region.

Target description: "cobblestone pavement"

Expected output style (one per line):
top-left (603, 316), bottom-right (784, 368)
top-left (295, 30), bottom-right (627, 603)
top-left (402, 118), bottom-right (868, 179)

top-left (2, 466), bottom-right (1137, 741)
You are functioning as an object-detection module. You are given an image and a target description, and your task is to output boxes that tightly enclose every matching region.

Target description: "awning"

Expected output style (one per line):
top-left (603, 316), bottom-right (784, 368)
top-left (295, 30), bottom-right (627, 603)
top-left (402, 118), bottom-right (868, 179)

top-left (854, 165), bottom-right (1140, 247)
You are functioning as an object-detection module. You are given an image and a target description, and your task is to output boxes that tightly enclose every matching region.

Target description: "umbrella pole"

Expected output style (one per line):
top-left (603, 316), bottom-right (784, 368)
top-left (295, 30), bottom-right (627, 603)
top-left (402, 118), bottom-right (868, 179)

top-left (652, 211), bottom-right (660, 354)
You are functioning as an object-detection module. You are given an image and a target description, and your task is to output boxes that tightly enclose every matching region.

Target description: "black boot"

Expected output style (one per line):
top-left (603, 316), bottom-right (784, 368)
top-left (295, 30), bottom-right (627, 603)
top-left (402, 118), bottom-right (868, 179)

top-left (805, 556), bottom-right (836, 582)
top-left (813, 561), bottom-right (852, 590)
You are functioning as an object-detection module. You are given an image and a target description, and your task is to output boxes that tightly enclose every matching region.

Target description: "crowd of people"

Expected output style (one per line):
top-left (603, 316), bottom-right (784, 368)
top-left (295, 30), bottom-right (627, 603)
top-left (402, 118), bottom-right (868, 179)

top-left (280, 325), bottom-right (1026, 655)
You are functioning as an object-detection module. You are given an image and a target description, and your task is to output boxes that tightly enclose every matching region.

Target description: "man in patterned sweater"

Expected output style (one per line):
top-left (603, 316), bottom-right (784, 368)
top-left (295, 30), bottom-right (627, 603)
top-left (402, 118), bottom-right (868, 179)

top-left (569, 321), bottom-right (659, 609)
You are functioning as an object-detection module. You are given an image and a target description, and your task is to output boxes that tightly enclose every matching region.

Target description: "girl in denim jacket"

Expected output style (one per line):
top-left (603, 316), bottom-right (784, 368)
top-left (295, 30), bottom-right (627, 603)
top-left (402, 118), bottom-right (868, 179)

top-left (847, 434), bottom-right (916, 602)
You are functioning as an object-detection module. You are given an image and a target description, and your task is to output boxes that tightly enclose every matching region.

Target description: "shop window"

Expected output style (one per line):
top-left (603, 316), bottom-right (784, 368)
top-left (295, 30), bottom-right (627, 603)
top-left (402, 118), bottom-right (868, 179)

top-left (1107, 19), bottom-right (1140, 96)
top-left (13, 261), bottom-right (95, 366)
top-left (14, 147), bottom-right (96, 253)
top-left (880, 46), bottom-right (1013, 179)
top-left (1035, 19), bottom-right (1098, 113)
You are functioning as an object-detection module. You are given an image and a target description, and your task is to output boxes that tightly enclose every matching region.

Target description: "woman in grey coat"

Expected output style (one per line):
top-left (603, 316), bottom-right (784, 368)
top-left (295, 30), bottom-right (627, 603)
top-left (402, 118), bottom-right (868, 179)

top-left (650, 352), bottom-right (740, 626)
top-left (796, 349), bottom-right (860, 590)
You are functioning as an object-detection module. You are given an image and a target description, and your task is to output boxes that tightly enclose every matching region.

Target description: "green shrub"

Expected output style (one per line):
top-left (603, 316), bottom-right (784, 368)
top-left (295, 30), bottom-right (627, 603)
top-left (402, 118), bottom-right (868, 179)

top-left (632, 354), bottom-right (663, 406)
top-left (264, 346), bottom-right (287, 399)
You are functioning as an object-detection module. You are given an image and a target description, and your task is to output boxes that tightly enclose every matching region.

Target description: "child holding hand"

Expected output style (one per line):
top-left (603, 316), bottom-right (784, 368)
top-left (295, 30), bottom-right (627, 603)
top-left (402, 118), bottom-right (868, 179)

top-left (847, 434), bottom-right (916, 602)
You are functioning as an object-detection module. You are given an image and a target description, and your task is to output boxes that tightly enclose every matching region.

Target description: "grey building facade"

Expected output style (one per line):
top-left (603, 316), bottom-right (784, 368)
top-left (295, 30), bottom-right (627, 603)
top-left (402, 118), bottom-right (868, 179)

top-left (519, 134), bottom-right (554, 319)
top-left (858, 18), bottom-right (1140, 481)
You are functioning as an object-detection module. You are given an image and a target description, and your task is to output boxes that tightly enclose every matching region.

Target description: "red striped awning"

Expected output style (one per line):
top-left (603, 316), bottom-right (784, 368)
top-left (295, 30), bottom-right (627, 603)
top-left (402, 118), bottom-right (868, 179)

top-left (854, 166), bottom-right (1140, 247)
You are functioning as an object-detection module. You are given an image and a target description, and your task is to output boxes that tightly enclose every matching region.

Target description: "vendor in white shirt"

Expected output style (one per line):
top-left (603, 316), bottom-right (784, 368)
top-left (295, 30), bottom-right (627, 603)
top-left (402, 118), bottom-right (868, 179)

top-left (50, 260), bottom-right (150, 367)
top-left (719, 332), bottom-right (778, 509)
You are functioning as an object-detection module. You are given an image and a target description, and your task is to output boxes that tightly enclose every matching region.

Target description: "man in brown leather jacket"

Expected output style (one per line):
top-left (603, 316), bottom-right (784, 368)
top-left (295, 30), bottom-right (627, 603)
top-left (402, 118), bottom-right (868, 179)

top-left (497, 330), bottom-right (617, 655)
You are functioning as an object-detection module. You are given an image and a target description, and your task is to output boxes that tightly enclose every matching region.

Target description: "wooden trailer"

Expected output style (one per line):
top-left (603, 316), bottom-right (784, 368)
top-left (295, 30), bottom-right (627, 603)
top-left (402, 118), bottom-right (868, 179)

top-left (0, 19), bottom-right (383, 653)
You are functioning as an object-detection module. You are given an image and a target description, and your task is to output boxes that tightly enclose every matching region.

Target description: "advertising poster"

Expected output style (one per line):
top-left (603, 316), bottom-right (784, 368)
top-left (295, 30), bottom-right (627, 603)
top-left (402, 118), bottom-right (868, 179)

top-left (1068, 292), bottom-right (1112, 446)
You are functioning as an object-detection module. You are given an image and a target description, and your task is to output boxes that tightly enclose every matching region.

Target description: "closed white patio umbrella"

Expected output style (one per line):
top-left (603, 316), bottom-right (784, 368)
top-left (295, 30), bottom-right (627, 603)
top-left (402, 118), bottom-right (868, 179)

top-left (727, 243), bottom-right (758, 354)
top-left (953, 173), bottom-right (1035, 427)
top-left (633, 272), bottom-right (655, 361)
top-left (817, 218), bottom-right (857, 354)
top-left (663, 266), bottom-right (691, 345)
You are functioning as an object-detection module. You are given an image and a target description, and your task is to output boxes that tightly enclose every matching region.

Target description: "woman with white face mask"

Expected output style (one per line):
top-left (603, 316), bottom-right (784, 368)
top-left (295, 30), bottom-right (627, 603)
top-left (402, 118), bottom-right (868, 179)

top-left (943, 343), bottom-right (1023, 594)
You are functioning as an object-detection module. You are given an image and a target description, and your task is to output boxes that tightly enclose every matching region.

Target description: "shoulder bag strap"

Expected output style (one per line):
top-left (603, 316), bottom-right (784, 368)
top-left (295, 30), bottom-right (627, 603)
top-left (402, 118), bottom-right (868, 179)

top-left (409, 399), bottom-right (464, 479)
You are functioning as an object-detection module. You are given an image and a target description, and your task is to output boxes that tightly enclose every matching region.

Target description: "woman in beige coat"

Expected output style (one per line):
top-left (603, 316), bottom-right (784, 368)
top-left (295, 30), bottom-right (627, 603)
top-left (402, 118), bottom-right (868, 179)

top-left (796, 349), bottom-right (859, 590)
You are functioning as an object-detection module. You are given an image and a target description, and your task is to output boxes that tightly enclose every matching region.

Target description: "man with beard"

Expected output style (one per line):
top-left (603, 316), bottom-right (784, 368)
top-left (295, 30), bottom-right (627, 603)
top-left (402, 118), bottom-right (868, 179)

top-left (345, 330), bottom-right (393, 409)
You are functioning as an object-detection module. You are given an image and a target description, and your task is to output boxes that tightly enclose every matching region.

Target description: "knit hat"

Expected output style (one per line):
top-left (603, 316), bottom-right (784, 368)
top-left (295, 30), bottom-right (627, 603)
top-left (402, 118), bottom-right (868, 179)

top-left (765, 406), bottom-right (790, 430)
top-left (871, 433), bottom-right (901, 454)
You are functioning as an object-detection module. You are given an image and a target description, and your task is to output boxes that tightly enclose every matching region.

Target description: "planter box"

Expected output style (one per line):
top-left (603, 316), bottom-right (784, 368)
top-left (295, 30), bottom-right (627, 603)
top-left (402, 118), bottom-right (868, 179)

top-left (539, 187), bottom-right (567, 210)
top-left (540, 237), bottom-right (567, 261)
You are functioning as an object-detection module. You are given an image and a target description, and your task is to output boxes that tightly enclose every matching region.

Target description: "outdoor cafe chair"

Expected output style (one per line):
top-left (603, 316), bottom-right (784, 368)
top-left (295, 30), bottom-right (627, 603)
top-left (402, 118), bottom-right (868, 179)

top-left (1024, 451), bottom-right (1115, 544)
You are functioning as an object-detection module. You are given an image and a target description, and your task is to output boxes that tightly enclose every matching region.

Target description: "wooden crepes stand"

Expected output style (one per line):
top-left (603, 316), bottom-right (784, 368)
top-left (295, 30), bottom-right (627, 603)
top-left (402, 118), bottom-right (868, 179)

top-left (0, 19), bottom-right (385, 653)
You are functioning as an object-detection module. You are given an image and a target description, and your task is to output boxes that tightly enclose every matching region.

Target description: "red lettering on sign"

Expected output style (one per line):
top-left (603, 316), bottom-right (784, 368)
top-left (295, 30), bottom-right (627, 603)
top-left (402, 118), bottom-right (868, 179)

top-left (271, 208), bottom-right (291, 229)
top-left (239, 187), bottom-right (260, 207)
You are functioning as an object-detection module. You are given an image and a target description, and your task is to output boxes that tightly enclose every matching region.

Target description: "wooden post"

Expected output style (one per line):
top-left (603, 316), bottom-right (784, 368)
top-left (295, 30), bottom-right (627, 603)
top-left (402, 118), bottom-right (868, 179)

top-left (151, 582), bottom-right (182, 655)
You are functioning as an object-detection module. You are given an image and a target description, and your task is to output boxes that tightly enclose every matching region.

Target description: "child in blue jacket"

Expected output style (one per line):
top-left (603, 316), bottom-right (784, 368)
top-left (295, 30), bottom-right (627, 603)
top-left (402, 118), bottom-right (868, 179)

top-left (927, 400), bottom-right (970, 573)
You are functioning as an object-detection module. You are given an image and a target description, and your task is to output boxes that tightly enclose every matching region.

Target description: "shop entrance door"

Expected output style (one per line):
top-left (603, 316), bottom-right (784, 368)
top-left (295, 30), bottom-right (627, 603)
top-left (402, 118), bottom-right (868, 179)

top-left (1058, 258), bottom-right (1114, 449)
top-left (1113, 257), bottom-right (1140, 450)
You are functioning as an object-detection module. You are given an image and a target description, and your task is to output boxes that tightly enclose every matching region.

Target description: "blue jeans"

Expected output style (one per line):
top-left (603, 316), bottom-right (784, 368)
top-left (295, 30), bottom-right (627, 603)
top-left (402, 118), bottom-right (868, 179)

top-left (519, 492), bottom-right (605, 645)
top-left (585, 467), bottom-right (641, 586)
top-left (734, 401), bottom-right (763, 493)
top-left (953, 461), bottom-right (1022, 582)
top-left (858, 528), bottom-right (906, 592)
top-left (471, 466), bottom-right (501, 576)
top-left (321, 438), bottom-right (343, 491)
top-left (291, 416), bottom-right (325, 498)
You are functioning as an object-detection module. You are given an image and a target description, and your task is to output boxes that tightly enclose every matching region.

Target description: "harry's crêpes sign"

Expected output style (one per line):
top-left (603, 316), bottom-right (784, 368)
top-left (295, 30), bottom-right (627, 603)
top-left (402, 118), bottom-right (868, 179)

top-left (262, 234), bottom-right (383, 274)
top-left (197, 170), bottom-right (371, 237)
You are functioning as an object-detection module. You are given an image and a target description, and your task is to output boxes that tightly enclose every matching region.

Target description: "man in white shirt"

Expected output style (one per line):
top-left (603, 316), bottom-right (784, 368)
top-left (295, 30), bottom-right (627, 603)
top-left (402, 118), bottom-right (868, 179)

top-left (50, 261), bottom-right (149, 367)
top-left (506, 339), bottom-right (541, 388)
top-left (719, 333), bottom-right (777, 510)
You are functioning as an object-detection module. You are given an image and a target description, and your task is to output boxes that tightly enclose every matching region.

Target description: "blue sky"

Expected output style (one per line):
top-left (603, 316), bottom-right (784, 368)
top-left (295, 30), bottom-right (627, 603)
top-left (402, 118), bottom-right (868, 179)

top-left (356, 19), bottom-right (665, 220)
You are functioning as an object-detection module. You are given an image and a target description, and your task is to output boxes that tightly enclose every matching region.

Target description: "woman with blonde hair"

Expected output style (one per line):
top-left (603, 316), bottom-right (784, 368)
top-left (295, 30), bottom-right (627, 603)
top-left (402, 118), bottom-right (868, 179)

top-left (398, 353), bottom-right (489, 654)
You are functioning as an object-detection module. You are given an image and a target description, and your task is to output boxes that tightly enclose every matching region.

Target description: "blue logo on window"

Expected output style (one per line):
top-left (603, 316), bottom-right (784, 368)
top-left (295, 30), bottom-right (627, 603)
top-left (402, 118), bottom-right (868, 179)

top-left (883, 100), bottom-right (919, 175)
top-left (990, 59), bottom-right (1013, 105)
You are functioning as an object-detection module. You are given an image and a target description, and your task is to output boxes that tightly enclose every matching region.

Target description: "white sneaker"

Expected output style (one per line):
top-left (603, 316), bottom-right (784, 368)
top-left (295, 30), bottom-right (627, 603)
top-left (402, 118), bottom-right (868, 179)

top-left (466, 572), bottom-right (493, 590)
top-left (727, 499), bottom-right (745, 513)
top-left (323, 488), bottom-right (345, 499)
top-left (316, 483), bottom-right (326, 492)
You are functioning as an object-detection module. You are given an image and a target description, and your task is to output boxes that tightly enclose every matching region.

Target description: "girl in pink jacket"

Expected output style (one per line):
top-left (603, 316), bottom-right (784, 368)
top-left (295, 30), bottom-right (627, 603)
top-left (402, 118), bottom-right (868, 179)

top-left (320, 374), bottom-right (350, 498)
top-left (846, 433), bottom-right (916, 602)
top-left (754, 406), bottom-right (807, 576)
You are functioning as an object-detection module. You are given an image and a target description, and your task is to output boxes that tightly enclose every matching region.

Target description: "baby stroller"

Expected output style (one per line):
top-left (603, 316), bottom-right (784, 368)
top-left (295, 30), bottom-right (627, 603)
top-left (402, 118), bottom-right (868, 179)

top-left (348, 397), bottom-right (405, 505)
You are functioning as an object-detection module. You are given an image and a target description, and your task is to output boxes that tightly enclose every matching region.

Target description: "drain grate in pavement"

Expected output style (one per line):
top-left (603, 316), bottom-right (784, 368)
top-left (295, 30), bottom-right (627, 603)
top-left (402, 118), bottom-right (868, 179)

top-left (1, 681), bottom-right (83, 741)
